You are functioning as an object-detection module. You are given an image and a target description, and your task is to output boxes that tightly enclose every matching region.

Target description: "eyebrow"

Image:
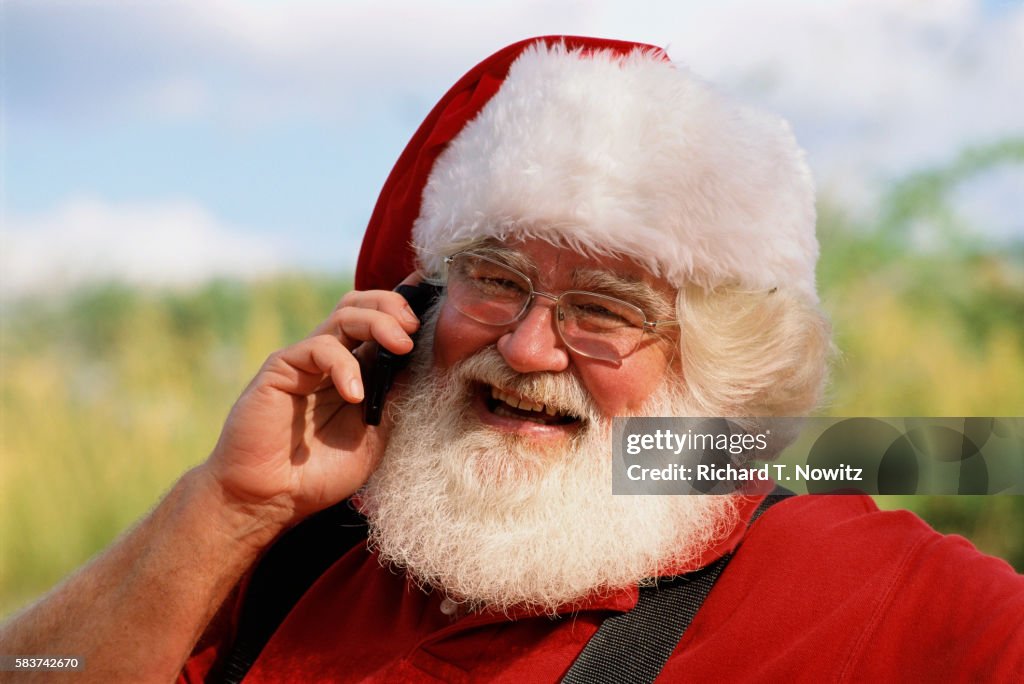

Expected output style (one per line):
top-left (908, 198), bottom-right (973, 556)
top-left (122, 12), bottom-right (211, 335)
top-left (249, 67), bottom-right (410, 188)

top-left (570, 269), bottom-right (675, 320)
top-left (464, 242), bottom-right (538, 277)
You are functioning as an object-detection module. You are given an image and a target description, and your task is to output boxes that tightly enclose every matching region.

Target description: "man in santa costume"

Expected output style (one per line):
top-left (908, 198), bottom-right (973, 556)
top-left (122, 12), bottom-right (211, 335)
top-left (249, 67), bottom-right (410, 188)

top-left (2, 36), bottom-right (1021, 682)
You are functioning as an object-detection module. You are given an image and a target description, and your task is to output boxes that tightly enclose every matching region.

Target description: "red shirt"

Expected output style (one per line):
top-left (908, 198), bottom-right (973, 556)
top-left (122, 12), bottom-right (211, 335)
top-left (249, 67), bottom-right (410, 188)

top-left (182, 495), bottom-right (1024, 682)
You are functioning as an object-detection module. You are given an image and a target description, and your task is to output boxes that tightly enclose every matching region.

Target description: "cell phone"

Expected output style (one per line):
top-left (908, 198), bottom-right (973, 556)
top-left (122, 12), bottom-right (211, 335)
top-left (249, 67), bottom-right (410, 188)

top-left (361, 281), bottom-right (443, 426)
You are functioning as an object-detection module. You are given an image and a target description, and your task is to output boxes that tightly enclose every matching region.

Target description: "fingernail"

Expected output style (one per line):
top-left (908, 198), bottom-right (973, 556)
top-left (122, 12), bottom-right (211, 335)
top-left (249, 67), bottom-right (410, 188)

top-left (348, 378), bottom-right (363, 401)
top-left (400, 306), bottom-right (418, 325)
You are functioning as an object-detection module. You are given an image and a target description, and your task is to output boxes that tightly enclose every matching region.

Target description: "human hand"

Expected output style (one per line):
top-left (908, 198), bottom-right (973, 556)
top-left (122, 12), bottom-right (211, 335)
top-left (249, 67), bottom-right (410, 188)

top-left (201, 276), bottom-right (424, 534)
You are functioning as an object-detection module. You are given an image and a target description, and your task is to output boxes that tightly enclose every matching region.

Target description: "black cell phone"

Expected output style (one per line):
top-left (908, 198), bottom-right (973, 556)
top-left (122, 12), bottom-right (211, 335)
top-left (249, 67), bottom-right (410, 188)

top-left (361, 281), bottom-right (443, 425)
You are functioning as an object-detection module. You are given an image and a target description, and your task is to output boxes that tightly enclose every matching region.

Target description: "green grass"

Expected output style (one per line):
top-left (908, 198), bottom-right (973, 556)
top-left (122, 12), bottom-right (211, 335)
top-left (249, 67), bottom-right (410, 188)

top-left (1, 276), bottom-right (351, 615)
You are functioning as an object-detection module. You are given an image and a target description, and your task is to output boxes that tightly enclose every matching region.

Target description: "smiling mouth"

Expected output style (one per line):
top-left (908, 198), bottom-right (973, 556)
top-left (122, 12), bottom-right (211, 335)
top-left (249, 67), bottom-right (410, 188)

top-left (479, 383), bottom-right (581, 426)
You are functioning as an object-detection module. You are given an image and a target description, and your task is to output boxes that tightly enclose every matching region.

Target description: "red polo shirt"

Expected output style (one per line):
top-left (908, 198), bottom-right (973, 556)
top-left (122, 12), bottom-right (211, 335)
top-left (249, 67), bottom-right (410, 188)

top-left (182, 495), bottom-right (1024, 682)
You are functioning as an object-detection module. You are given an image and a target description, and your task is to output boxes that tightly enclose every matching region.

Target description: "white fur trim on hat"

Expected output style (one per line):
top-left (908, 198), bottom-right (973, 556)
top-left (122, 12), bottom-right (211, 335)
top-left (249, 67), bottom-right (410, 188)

top-left (413, 42), bottom-right (819, 301)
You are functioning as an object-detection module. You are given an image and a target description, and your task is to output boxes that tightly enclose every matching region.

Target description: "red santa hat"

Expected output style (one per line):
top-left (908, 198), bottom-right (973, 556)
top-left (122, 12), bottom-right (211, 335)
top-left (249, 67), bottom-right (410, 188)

top-left (356, 35), bottom-right (818, 302)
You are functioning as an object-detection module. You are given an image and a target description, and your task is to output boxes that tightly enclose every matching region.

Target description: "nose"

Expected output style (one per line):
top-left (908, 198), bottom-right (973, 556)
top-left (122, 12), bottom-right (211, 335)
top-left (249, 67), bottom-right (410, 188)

top-left (496, 297), bottom-right (571, 373)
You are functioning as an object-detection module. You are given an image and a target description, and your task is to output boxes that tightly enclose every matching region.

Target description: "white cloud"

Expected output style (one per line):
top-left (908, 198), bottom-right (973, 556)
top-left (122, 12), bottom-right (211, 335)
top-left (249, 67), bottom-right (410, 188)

top-left (14, 0), bottom-right (1022, 164)
top-left (8, 0), bottom-right (577, 126)
top-left (7, 0), bottom-right (1023, 247)
top-left (1, 198), bottom-right (292, 297)
top-left (675, 0), bottom-right (1023, 176)
top-left (143, 77), bottom-right (210, 121)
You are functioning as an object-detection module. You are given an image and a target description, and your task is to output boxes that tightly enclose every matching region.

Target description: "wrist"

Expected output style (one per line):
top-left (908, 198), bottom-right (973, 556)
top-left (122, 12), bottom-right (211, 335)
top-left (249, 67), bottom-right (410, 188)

top-left (181, 466), bottom-right (295, 554)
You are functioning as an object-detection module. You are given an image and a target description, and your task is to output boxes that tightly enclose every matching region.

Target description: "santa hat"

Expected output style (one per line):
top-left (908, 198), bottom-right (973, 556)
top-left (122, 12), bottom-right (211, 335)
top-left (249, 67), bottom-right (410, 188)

top-left (356, 36), bottom-right (818, 302)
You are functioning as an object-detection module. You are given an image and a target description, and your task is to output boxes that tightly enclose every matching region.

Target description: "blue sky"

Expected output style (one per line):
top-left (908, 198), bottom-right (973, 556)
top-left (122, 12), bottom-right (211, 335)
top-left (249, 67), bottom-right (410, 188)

top-left (2, 0), bottom-right (1022, 294)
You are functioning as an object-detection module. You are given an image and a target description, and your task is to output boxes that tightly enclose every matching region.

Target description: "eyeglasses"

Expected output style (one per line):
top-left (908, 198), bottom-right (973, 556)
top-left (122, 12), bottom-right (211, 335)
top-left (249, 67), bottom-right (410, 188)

top-left (442, 251), bottom-right (678, 362)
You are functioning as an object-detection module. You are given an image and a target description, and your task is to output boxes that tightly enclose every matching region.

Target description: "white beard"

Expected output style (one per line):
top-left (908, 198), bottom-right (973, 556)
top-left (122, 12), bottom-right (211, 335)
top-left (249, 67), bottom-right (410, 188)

top-left (359, 331), bottom-right (738, 615)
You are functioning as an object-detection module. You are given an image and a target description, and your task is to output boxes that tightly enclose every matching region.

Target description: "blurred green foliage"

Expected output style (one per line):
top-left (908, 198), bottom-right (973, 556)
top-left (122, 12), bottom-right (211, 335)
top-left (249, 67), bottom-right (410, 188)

top-left (2, 143), bottom-right (1023, 617)
top-left (1, 276), bottom-right (351, 615)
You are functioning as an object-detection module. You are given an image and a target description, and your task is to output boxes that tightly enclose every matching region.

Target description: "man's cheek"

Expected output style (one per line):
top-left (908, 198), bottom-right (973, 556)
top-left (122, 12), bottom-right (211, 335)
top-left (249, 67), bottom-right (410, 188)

top-left (433, 305), bottom-right (500, 370)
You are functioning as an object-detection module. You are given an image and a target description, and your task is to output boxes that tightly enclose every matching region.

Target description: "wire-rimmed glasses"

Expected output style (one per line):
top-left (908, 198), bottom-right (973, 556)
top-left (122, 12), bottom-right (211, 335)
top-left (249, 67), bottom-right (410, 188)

top-left (442, 251), bottom-right (678, 362)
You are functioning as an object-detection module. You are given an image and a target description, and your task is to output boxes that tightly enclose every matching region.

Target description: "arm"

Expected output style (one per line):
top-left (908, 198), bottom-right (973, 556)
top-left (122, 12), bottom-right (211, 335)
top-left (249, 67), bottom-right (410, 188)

top-left (0, 285), bottom-right (423, 683)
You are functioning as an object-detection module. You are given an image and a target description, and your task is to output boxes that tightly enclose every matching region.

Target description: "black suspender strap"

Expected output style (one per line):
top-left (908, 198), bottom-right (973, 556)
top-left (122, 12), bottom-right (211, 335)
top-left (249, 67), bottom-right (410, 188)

top-left (561, 488), bottom-right (793, 684)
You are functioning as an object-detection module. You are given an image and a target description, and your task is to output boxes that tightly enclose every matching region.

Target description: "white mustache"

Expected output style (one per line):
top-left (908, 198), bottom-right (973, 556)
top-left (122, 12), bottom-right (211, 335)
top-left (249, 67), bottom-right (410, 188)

top-left (450, 347), bottom-right (602, 425)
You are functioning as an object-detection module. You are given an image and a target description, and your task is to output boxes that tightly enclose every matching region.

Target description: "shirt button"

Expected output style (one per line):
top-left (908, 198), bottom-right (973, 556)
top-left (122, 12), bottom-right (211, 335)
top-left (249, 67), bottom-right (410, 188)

top-left (439, 598), bottom-right (458, 616)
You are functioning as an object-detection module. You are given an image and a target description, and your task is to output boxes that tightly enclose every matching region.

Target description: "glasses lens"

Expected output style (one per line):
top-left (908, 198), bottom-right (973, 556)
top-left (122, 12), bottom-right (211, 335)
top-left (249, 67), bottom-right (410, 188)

top-left (447, 253), bottom-right (531, 325)
top-left (559, 292), bottom-right (645, 361)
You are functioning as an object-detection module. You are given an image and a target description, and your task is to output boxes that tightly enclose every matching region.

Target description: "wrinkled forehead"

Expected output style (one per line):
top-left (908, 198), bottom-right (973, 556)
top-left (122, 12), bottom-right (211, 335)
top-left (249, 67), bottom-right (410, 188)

top-left (509, 237), bottom-right (667, 280)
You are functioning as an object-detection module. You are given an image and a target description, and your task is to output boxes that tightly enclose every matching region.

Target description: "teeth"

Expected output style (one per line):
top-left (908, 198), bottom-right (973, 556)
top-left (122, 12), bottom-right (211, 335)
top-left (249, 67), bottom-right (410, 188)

top-left (489, 386), bottom-right (558, 416)
top-left (493, 404), bottom-right (551, 424)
